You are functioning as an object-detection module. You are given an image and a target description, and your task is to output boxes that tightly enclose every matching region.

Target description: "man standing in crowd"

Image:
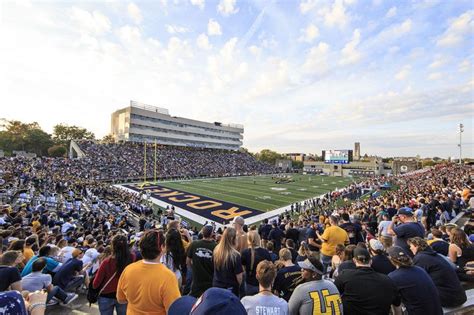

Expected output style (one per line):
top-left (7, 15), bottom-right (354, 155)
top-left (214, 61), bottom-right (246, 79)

top-left (187, 225), bottom-right (217, 298)
top-left (387, 207), bottom-right (425, 257)
top-left (274, 248), bottom-right (302, 301)
top-left (268, 222), bottom-right (284, 252)
top-left (258, 218), bottom-right (272, 247)
top-left (339, 213), bottom-right (363, 245)
top-left (289, 257), bottom-right (342, 315)
top-left (233, 216), bottom-right (248, 254)
top-left (334, 247), bottom-right (401, 314)
top-left (317, 215), bottom-right (349, 271)
top-left (306, 221), bottom-right (322, 257)
top-left (241, 260), bottom-right (288, 315)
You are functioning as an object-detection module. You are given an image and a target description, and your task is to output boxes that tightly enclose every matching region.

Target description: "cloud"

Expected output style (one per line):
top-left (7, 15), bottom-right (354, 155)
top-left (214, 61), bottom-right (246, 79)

top-left (247, 58), bottom-right (289, 99)
top-left (127, 3), bottom-right (142, 24)
top-left (190, 0), bottom-right (205, 10)
top-left (248, 45), bottom-right (261, 57)
top-left (300, 0), bottom-right (318, 14)
top-left (117, 25), bottom-right (141, 44)
top-left (319, 0), bottom-right (350, 29)
top-left (218, 0), bottom-right (239, 16)
top-left (196, 33), bottom-right (211, 50)
top-left (428, 55), bottom-right (448, 69)
top-left (458, 59), bottom-right (471, 72)
top-left (395, 65), bottom-right (411, 80)
top-left (298, 24), bottom-right (319, 43)
top-left (166, 24), bottom-right (190, 34)
top-left (302, 42), bottom-right (330, 74)
top-left (208, 19), bottom-right (222, 36)
top-left (428, 72), bottom-right (442, 80)
top-left (340, 29), bottom-right (361, 65)
top-left (70, 7), bottom-right (111, 35)
top-left (436, 10), bottom-right (473, 47)
top-left (385, 6), bottom-right (397, 18)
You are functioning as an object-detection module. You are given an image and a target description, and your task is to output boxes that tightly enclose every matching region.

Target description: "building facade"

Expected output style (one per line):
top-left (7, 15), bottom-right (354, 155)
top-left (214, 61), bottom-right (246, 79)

top-left (111, 101), bottom-right (244, 150)
top-left (303, 158), bottom-right (392, 177)
top-left (391, 159), bottom-right (422, 175)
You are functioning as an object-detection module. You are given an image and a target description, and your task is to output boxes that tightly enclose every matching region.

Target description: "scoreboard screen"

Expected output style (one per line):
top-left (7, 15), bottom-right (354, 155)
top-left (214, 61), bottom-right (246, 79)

top-left (322, 150), bottom-right (353, 164)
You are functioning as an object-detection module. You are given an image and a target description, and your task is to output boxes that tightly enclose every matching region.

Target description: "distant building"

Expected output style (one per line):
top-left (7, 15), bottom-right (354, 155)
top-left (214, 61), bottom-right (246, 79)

top-left (391, 158), bottom-right (422, 175)
top-left (275, 159), bottom-right (292, 171)
top-left (285, 153), bottom-right (306, 162)
top-left (304, 158), bottom-right (391, 177)
top-left (354, 142), bottom-right (361, 160)
top-left (111, 101), bottom-right (243, 150)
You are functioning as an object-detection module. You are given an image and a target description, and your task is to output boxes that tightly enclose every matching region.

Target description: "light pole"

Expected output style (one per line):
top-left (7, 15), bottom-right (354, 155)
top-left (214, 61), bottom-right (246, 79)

top-left (458, 123), bottom-right (464, 165)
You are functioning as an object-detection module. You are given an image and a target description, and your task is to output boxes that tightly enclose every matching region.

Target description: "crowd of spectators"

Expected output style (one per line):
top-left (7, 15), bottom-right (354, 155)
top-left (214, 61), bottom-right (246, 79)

top-left (1, 152), bottom-right (474, 314)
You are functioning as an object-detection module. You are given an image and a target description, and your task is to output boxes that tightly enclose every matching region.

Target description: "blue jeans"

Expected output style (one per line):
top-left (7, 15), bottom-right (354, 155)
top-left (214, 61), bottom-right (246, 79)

top-left (47, 286), bottom-right (68, 303)
top-left (98, 296), bottom-right (127, 315)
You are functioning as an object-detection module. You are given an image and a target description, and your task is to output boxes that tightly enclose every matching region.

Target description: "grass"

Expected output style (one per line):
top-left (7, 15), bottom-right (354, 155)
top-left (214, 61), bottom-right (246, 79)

top-left (154, 174), bottom-right (355, 212)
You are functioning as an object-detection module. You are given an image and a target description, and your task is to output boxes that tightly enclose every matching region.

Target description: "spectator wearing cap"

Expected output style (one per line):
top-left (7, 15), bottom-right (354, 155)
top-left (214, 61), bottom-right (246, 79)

top-left (316, 215), bottom-right (349, 272)
top-left (288, 257), bottom-right (343, 315)
top-left (212, 227), bottom-right (243, 297)
top-left (241, 231), bottom-right (271, 296)
top-left (232, 217), bottom-right (248, 254)
top-left (53, 248), bottom-right (87, 292)
top-left (368, 239), bottom-right (395, 275)
top-left (334, 247), bottom-right (401, 314)
top-left (168, 287), bottom-right (247, 315)
top-left (387, 207), bottom-right (425, 258)
top-left (408, 237), bottom-right (466, 307)
top-left (93, 234), bottom-right (135, 315)
top-left (387, 246), bottom-right (443, 315)
top-left (273, 248), bottom-right (302, 302)
top-left (241, 260), bottom-right (288, 315)
top-left (187, 225), bottom-right (217, 298)
top-left (117, 230), bottom-right (181, 315)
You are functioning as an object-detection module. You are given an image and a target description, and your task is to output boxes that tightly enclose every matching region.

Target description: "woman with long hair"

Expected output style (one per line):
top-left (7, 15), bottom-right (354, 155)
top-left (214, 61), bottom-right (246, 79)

top-left (241, 230), bottom-right (271, 296)
top-left (93, 234), bottom-right (134, 315)
top-left (160, 229), bottom-right (186, 289)
top-left (213, 227), bottom-right (243, 297)
top-left (448, 228), bottom-right (474, 281)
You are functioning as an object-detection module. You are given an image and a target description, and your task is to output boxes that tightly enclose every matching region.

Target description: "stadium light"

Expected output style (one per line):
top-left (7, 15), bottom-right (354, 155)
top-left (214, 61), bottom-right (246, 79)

top-left (459, 123), bottom-right (464, 165)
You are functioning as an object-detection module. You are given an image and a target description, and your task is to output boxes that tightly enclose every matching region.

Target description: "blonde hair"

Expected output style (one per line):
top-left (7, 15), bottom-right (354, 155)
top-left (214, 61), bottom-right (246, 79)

top-left (248, 231), bottom-right (261, 272)
top-left (214, 227), bottom-right (239, 270)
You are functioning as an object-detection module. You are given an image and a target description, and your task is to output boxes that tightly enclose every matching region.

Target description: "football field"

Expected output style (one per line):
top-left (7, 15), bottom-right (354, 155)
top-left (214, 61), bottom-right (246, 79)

top-left (155, 174), bottom-right (355, 212)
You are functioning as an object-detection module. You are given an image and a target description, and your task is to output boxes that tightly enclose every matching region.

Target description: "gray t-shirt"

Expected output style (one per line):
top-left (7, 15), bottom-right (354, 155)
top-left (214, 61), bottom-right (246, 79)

top-left (22, 272), bottom-right (52, 291)
top-left (241, 293), bottom-right (289, 315)
top-left (288, 280), bottom-right (343, 315)
top-left (378, 221), bottom-right (392, 237)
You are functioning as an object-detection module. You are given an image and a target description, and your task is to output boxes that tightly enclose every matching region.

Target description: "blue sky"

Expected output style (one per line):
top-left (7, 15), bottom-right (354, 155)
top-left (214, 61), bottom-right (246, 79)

top-left (0, 0), bottom-right (473, 158)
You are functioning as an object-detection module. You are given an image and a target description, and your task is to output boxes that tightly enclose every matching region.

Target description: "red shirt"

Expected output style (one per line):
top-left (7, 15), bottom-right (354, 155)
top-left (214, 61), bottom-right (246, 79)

top-left (93, 254), bottom-right (136, 295)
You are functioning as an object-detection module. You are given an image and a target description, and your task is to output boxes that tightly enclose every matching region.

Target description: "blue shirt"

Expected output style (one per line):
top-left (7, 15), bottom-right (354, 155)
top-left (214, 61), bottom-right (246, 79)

top-left (21, 256), bottom-right (60, 277)
top-left (388, 266), bottom-right (442, 315)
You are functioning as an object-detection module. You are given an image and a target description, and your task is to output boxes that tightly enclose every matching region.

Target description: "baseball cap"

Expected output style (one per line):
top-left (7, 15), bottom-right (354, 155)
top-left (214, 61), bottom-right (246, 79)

top-left (397, 207), bottom-right (413, 216)
top-left (387, 246), bottom-right (408, 260)
top-left (174, 288), bottom-right (246, 315)
top-left (232, 216), bottom-right (245, 226)
top-left (168, 296), bottom-right (197, 315)
top-left (368, 239), bottom-right (384, 251)
top-left (353, 247), bottom-right (371, 263)
top-left (297, 257), bottom-right (324, 275)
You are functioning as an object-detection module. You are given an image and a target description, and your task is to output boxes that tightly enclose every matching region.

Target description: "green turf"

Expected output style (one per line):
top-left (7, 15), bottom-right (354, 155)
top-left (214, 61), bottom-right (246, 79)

top-left (154, 174), bottom-right (355, 212)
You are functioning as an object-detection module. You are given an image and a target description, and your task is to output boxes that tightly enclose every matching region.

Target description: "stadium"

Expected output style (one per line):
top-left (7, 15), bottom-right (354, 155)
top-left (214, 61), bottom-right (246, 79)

top-left (1, 2), bottom-right (474, 315)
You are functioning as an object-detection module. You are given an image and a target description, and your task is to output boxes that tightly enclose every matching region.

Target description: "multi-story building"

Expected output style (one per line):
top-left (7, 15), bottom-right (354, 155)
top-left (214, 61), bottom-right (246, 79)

top-left (111, 101), bottom-right (243, 150)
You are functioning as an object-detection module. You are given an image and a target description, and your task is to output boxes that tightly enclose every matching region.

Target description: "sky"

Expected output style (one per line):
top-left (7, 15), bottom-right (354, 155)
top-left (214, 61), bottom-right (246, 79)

top-left (0, 0), bottom-right (473, 158)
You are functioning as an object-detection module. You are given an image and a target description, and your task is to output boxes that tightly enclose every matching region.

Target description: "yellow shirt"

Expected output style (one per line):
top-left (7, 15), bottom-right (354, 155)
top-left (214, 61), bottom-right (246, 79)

top-left (31, 221), bottom-right (41, 233)
top-left (23, 247), bottom-right (34, 264)
top-left (320, 225), bottom-right (349, 257)
top-left (117, 260), bottom-right (180, 315)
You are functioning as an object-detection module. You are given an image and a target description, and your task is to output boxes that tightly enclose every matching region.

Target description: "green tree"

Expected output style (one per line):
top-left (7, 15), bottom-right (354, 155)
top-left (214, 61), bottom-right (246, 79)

top-left (53, 124), bottom-right (95, 146)
top-left (255, 149), bottom-right (284, 165)
top-left (293, 160), bottom-right (304, 169)
top-left (0, 120), bottom-right (53, 156)
top-left (48, 145), bottom-right (67, 157)
top-left (101, 134), bottom-right (115, 144)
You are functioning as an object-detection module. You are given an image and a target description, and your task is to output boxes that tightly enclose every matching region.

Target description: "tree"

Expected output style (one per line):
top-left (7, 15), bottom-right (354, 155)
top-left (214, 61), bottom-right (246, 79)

top-left (0, 120), bottom-right (53, 156)
top-left (101, 134), bottom-right (115, 144)
top-left (53, 124), bottom-right (95, 146)
top-left (48, 145), bottom-right (67, 157)
top-left (293, 161), bottom-right (304, 169)
top-left (255, 149), bottom-right (284, 165)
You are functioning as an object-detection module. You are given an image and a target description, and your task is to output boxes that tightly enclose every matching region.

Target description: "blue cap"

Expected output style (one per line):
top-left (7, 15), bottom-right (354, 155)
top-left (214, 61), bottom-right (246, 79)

top-left (397, 207), bottom-right (413, 216)
top-left (469, 234), bottom-right (474, 243)
top-left (168, 296), bottom-right (197, 315)
top-left (191, 288), bottom-right (246, 315)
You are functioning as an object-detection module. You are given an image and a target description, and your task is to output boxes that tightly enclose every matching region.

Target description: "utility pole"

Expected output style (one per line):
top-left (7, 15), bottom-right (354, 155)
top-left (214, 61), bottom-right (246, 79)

top-left (459, 123), bottom-right (464, 165)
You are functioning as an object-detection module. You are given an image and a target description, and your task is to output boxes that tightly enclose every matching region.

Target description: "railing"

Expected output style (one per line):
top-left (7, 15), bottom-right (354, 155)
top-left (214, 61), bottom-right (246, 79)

top-left (130, 100), bottom-right (169, 115)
